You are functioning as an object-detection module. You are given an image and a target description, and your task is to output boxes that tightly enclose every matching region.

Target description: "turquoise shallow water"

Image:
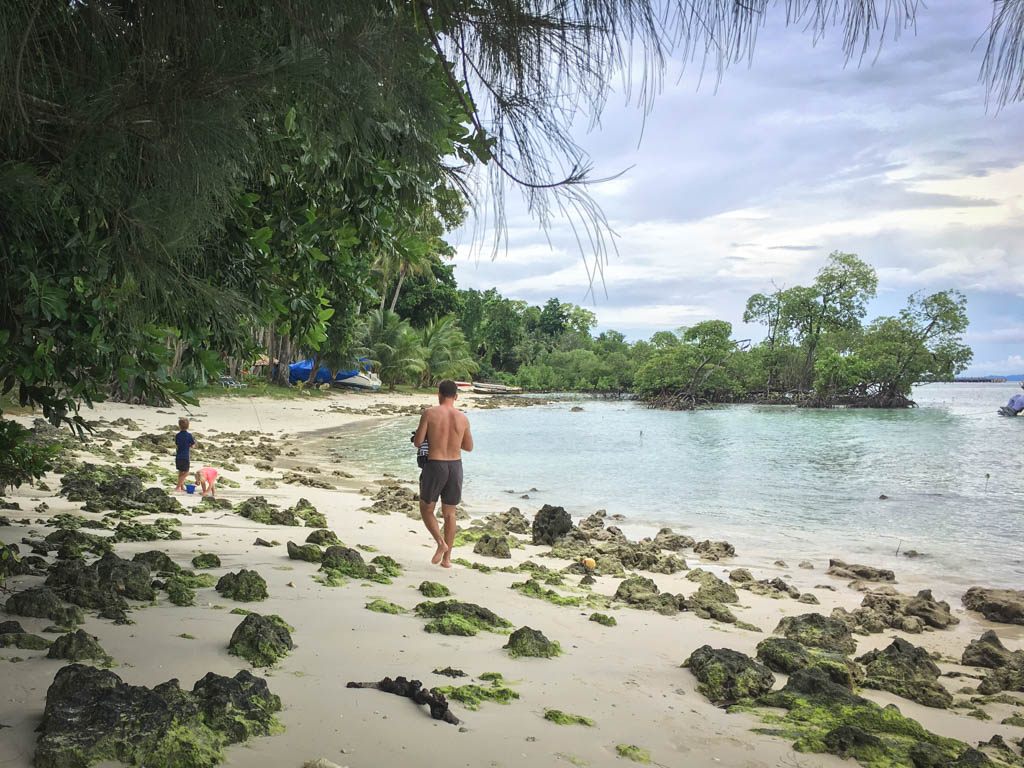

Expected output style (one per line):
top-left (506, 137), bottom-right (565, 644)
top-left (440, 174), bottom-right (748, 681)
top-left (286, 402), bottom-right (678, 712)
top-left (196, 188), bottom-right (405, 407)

top-left (346, 382), bottom-right (1024, 591)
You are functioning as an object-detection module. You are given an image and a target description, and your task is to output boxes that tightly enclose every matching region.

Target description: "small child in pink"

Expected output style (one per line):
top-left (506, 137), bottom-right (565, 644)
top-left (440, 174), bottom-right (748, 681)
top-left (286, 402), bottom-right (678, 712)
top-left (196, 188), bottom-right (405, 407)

top-left (195, 467), bottom-right (219, 497)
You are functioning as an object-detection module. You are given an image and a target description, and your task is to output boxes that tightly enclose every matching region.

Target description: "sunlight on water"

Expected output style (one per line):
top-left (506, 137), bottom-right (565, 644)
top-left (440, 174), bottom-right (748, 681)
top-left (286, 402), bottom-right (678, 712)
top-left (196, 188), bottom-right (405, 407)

top-left (346, 382), bottom-right (1024, 591)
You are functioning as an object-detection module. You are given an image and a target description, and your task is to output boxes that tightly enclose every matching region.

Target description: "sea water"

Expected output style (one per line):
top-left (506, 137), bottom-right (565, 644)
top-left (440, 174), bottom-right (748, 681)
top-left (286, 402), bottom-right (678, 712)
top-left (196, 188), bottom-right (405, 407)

top-left (346, 382), bottom-right (1024, 592)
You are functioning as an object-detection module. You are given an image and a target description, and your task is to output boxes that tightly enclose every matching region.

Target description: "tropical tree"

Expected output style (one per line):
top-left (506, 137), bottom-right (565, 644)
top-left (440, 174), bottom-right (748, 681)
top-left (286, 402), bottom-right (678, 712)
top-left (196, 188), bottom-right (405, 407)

top-left (419, 316), bottom-right (479, 385)
top-left (355, 309), bottom-right (425, 390)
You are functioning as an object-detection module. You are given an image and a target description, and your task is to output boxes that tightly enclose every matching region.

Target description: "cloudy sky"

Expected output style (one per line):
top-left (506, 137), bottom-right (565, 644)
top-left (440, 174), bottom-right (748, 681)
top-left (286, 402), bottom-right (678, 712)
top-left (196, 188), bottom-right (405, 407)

top-left (451, 1), bottom-right (1024, 375)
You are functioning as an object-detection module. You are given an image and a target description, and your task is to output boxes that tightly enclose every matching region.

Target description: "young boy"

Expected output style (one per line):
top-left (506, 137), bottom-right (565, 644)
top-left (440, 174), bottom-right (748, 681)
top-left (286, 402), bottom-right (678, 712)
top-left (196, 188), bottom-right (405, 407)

top-left (174, 418), bottom-right (196, 492)
top-left (195, 466), bottom-right (219, 497)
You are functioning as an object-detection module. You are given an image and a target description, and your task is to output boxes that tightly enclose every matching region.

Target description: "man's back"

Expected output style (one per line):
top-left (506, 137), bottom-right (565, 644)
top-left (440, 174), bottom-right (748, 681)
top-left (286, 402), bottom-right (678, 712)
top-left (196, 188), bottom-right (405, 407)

top-left (424, 405), bottom-right (471, 460)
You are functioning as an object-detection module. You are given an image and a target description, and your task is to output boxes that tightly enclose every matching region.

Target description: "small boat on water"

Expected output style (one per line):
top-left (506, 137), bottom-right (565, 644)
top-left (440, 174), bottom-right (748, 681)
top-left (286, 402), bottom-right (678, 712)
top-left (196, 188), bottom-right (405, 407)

top-left (471, 381), bottom-right (523, 395)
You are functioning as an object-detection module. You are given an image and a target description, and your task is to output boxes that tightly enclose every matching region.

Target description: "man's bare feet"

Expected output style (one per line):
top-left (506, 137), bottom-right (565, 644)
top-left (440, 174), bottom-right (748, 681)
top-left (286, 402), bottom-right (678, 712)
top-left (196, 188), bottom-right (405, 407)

top-left (440, 553), bottom-right (452, 569)
top-left (431, 541), bottom-right (448, 565)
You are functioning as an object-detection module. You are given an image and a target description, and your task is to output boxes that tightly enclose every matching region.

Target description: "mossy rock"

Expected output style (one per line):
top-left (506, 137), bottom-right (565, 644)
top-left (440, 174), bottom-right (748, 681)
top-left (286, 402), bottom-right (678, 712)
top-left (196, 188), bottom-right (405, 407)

top-left (228, 613), bottom-right (294, 667)
top-left (856, 638), bottom-right (953, 708)
top-left (287, 541), bottom-right (323, 563)
top-left (543, 709), bottom-right (593, 726)
top-left (236, 496), bottom-right (298, 526)
top-left (216, 570), bottom-right (269, 602)
top-left (686, 569), bottom-right (739, 604)
top-left (415, 600), bottom-right (511, 635)
top-left (365, 599), bottom-right (405, 614)
top-left (614, 575), bottom-right (679, 615)
top-left (0, 632), bottom-right (53, 651)
top-left (756, 637), bottom-right (862, 689)
top-left (472, 533), bottom-right (512, 559)
top-left (165, 577), bottom-right (196, 606)
top-left (436, 673), bottom-right (519, 710)
top-left (5, 586), bottom-right (84, 626)
top-left (47, 629), bottom-right (111, 664)
top-left (504, 626), bottom-right (561, 658)
top-left (318, 547), bottom-right (390, 584)
top-left (774, 613), bottom-right (856, 655)
top-left (683, 645), bottom-right (775, 704)
top-left (589, 612), bottom-right (616, 627)
top-left (305, 529), bottom-right (340, 547)
top-left (369, 555), bottom-right (401, 577)
top-left (418, 581), bottom-right (450, 598)
top-left (35, 663), bottom-right (282, 768)
top-left (132, 550), bottom-right (180, 574)
top-left (511, 578), bottom-right (583, 607)
top-left (191, 553), bottom-right (221, 569)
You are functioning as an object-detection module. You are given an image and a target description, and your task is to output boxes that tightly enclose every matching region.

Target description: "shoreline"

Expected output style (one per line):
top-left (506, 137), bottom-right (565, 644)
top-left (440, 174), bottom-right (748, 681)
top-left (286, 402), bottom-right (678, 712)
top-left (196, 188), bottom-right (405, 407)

top-left (1, 390), bottom-right (1022, 768)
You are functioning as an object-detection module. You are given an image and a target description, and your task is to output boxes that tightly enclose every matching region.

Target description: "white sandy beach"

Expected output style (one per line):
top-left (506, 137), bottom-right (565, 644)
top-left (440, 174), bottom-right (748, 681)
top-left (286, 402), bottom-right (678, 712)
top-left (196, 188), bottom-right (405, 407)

top-left (1, 390), bottom-right (1021, 768)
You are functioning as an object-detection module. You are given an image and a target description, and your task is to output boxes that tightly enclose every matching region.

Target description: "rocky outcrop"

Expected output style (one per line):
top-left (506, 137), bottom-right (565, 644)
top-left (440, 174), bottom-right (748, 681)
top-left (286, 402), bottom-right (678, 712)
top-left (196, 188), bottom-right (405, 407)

top-left (482, 507), bottom-right (530, 535)
top-left (414, 600), bottom-right (512, 636)
top-left (774, 613), bottom-right (857, 655)
top-left (216, 570), bottom-right (269, 602)
top-left (132, 550), bottom-right (180, 574)
top-left (418, 581), bottom-right (450, 598)
top-left (304, 529), bottom-right (340, 546)
top-left (35, 664), bottom-right (281, 768)
top-left (473, 533), bottom-right (512, 559)
top-left (46, 629), bottom-right (112, 664)
top-left (962, 587), bottom-right (1024, 625)
top-left (826, 559), bottom-right (894, 582)
top-left (287, 541), bottom-right (323, 563)
top-left (684, 646), bottom-right (774, 704)
top-left (651, 527), bottom-right (694, 552)
top-left (614, 575), bottom-right (680, 615)
top-left (831, 588), bottom-right (957, 635)
top-left (46, 552), bottom-right (155, 622)
top-left (5, 586), bottom-right (84, 626)
top-left (228, 613), bottom-right (294, 667)
top-left (192, 553), bottom-right (221, 569)
top-left (960, 630), bottom-right (1024, 695)
top-left (686, 569), bottom-right (739, 604)
top-left (504, 626), bottom-right (561, 658)
top-left (532, 505), bottom-right (572, 545)
top-left (856, 638), bottom-right (952, 708)
top-left (693, 540), bottom-right (735, 561)
top-left (236, 496), bottom-right (300, 526)
top-left (755, 637), bottom-right (861, 689)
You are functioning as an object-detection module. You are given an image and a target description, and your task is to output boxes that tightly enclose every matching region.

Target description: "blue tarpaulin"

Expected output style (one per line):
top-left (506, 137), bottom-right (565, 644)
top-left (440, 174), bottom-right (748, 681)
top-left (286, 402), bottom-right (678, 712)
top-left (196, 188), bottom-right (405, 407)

top-left (287, 359), bottom-right (369, 385)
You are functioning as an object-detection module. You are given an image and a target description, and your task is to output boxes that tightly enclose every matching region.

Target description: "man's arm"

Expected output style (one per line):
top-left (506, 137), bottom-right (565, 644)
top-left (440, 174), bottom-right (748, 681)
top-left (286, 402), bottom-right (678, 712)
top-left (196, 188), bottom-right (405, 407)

top-left (413, 411), bottom-right (429, 447)
top-left (460, 420), bottom-right (474, 452)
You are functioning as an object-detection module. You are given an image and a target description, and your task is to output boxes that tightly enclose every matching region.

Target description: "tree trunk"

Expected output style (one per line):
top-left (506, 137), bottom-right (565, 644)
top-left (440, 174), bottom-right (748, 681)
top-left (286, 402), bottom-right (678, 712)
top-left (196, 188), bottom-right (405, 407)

top-left (389, 269), bottom-right (407, 313)
top-left (307, 353), bottom-right (321, 385)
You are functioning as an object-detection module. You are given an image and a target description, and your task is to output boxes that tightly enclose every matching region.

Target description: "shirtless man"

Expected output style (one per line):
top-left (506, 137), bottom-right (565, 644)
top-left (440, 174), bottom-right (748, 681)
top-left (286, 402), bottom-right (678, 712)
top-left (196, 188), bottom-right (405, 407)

top-left (412, 380), bottom-right (473, 568)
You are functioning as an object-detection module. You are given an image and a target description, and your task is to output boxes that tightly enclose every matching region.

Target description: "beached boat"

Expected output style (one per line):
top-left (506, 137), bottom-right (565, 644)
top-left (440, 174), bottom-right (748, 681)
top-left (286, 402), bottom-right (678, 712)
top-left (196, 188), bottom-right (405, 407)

top-left (334, 370), bottom-right (382, 391)
top-left (454, 381), bottom-right (474, 392)
top-left (471, 381), bottom-right (523, 395)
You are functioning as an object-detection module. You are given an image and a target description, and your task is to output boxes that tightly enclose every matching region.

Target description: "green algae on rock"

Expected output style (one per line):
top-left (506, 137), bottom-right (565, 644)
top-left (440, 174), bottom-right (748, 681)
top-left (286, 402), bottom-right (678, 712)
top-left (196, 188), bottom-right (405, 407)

top-left (589, 612), bottom-right (617, 626)
top-left (287, 541), bottom-right (323, 563)
top-left (228, 613), bottom-right (294, 667)
top-left (613, 575), bottom-right (680, 615)
top-left (305, 529), bottom-right (341, 546)
top-left (132, 550), bottom-right (180, 574)
top-left (46, 629), bottom-right (111, 664)
top-left (683, 645), bottom-right (775, 704)
top-left (216, 570), bottom-right (269, 602)
top-left (753, 666), bottom-right (969, 767)
top-left (365, 599), bottom-right (406, 614)
top-left (543, 709), bottom-right (594, 726)
top-left (415, 599), bottom-right (511, 636)
top-left (318, 546), bottom-right (391, 584)
top-left (165, 576), bottom-right (196, 606)
top-left (472, 533), bottom-right (512, 558)
top-left (435, 673), bottom-right (519, 710)
top-left (774, 612), bottom-right (857, 655)
top-left (191, 553), bottom-right (221, 569)
top-left (615, 744), bottom-right (652, 763)
top-left (35, 663), bottom-right (282, 768)
top-left (756, 636), bottom-right (862, 689)
top-left (856, 637), bottom-right (953, 708)
top-left (287, 498), bottom-right (327, 528)
top-left (370, 555), bottom-right (401, 577)
top-left (5, 586), bottom-right (84, 626)
top-left (511, 578), bottom-right (585, 607)
top-left (418, 581), bottom-right (451, 597)
top-left (0, 632), bottom-right (53, 650)
top-left (236, 496), bottom-right (300, 526)
top-left (504, 626), bottom-right (561, 658)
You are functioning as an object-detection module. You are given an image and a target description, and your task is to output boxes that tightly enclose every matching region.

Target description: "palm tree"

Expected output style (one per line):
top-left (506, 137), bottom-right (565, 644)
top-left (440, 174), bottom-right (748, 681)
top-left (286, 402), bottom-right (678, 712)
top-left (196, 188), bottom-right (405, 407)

top-left (355, 309), bottom-right (425, 390)
top-left (420, 315), bottom-right (479, 386)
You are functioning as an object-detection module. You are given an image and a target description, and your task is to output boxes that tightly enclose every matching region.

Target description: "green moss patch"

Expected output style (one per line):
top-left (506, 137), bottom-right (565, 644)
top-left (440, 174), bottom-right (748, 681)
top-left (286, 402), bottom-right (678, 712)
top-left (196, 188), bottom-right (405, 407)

top-left (615, 745), bottom-right (651, 763)
top-left (365, 599), bottom-right (406, 614)
top-left (191, 553), bottom-right (221, 569)
top-left (415, 600), bottom-right (512, 636)
top-left (47, 629), bottom-right (112, 665)
top-left (589, 613), bottom-right (617, 627)
top-left (228, 612), bottom-right (294, 667)
top-left (216, 570), bottom-right (268, 602)
top-left (504, 626), bottom-right (561, 658)
top-left (436, 673), bottom-right (519, 710)
top-left (318, 546), bottom-right (391, 584)
top-left (543, 709), bottom-right (594, 726)
top-left (684, 645), bottom-right (775, 704)
top-left (418, 581), bottom-right (451, 597)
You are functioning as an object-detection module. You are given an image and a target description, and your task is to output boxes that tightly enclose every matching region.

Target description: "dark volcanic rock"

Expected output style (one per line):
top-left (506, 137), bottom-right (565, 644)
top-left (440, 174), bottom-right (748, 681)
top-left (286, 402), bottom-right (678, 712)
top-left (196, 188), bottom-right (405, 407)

top-left (46, 629), bottom-right (111, 664)
top-left (472, 533), bottom-right (511, 559)
top-left (216, 570), bottom-right (268, 602)
top-left (5, 586), bottom-right (84, 626)
top-left (482, 507), bottom-right (530, 535)
top-left (287, 541), bottom-right (323, 563)
top-left (0, 620), bottom-right (26, 634)
top-left (962, 587), bottom-right (1024, 625)
top-left (962, 630), bottom-right (1015, 669)
top-left (532, 505), bottom-right (572, 545)
top-left (755, 637), bottom-right (861, 689)
top-left (132, 550), bottom-right (180, 574)
top-left (35, 664), bottom-right (281, 768)
top-left (0, 631), bottom-right (53, 650)
top-left (228, 613), bottom-right (294, 667)
top-left (684, 645), bottom-right (775, 704)
top-left (347, 676), bottom-right (459, 725)
top-left (774, 613), bottom-right (857, 655)
top-left (45, 552), bottom-right (154, 620)
top-left (693, 540), bottom-right (735, 560)
top-left (856, 637), bottom-right (952, 708)
top-left (304, 529), bottom-right (341, 546)
top-left (826, 559), bottom-right (894, 582)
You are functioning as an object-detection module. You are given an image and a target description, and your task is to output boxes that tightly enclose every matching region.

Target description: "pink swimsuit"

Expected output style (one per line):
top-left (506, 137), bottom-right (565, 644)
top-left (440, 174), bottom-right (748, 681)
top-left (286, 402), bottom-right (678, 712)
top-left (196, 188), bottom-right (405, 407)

top-left (198, 467), bottom-right (218, 482)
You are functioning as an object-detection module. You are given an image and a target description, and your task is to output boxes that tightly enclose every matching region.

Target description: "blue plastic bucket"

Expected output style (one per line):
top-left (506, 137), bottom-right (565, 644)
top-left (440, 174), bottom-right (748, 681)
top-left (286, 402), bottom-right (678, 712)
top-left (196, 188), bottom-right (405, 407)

top-left (185, 483), bottom-right (196, 494)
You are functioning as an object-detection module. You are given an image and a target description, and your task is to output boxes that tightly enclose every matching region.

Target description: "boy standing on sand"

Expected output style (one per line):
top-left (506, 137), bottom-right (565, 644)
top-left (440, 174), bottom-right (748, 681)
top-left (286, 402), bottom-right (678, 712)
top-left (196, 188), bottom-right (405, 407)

top-left (174, 418), bottom-right (196, 492)
top-left (412, 380), bottom-right (473, 568)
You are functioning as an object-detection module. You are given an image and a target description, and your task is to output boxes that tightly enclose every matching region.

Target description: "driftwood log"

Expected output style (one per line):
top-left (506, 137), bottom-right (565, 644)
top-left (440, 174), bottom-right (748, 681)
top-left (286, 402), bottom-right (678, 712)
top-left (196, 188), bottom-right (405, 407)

top-left (347, 676), bottom-right (460, 725)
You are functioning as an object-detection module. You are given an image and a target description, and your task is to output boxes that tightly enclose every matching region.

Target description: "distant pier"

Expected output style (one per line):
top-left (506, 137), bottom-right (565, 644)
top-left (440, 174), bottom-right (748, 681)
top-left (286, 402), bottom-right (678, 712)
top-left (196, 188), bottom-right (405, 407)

top-left (954, 376), bottom-right (1008, 383)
